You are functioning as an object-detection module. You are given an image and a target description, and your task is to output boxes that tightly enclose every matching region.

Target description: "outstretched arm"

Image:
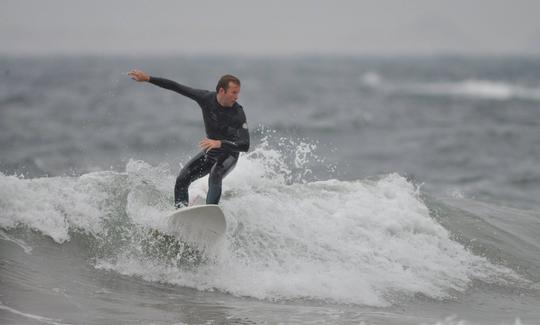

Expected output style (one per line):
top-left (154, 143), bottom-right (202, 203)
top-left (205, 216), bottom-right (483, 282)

top-left (128, 69), bottom-right (208, 102)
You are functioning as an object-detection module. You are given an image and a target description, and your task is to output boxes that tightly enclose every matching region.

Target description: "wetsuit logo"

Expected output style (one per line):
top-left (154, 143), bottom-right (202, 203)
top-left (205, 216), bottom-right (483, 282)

top-left (242, 123), bottom-right (248, 129)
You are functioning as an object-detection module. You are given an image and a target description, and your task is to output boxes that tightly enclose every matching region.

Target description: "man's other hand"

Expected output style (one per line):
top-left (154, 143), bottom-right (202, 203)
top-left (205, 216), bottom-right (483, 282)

top-left (199, 138), bottom-right (222, 152)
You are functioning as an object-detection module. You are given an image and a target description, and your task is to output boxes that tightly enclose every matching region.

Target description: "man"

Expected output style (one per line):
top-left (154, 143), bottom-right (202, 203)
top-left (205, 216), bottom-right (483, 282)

top-left (128, 70), bottom-right (250, 208)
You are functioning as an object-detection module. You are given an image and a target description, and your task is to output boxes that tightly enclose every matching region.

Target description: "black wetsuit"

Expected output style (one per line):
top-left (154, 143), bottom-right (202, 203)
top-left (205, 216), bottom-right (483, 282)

top-left (148, 77), bottom-right (250, 207)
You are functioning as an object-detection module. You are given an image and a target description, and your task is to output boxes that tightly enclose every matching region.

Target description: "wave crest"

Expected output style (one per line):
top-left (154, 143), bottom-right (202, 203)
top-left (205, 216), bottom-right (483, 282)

top-left (0, 137), bottom-right (522, 306)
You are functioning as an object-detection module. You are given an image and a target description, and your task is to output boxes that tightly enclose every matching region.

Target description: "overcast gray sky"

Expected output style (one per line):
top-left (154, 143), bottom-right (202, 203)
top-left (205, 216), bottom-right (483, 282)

top-left (2, 0), bottom-right (540, 56)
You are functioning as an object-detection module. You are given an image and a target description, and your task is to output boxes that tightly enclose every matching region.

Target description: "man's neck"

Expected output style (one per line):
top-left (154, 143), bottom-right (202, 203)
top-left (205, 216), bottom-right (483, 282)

top-left (216, 94), bottom-right (233, 108)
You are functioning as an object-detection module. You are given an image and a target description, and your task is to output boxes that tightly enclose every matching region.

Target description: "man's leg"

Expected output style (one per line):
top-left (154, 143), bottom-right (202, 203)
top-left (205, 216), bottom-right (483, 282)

top-left (175, 151), bottom-right (213, 208)
top-left (206, 154), bottom-right (238, 204)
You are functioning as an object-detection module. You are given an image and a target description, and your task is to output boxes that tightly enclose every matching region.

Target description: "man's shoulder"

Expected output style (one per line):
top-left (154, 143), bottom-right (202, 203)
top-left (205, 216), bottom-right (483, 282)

top-left (197, 91), bottom-right (216, 109)
top-left (201, 91), bottom-right (216, 101)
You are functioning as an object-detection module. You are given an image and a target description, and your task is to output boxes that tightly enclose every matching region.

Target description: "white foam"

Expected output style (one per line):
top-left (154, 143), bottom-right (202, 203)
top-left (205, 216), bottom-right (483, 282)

top-left (96, 141), bottom-right (521, 306)
top-left (124, 160), bottom-right (176, 231)
top-left (0, 170), bottom-right (127, 242)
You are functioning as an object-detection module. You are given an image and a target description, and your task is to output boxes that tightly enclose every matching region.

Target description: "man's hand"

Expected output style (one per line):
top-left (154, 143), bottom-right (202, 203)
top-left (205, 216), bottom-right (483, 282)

top-left (128, 69), bottom-right (150, 82)
top-left (199, 138), bottom-right (222, 152)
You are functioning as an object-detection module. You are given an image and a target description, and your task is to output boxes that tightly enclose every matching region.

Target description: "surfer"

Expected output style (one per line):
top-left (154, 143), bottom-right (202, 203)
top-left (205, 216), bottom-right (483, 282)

top-left (128, 70), bottom-right (250, 208)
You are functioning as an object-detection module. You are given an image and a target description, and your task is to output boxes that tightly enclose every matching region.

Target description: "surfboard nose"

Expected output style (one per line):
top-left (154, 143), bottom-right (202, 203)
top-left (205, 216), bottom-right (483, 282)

top-left (167, 205), bottom-right (226, 249)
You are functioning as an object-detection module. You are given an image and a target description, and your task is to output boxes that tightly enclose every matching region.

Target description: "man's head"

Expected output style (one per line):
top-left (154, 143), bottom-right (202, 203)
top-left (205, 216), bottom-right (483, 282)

top-left (216, 74), bottom-right (241, 107)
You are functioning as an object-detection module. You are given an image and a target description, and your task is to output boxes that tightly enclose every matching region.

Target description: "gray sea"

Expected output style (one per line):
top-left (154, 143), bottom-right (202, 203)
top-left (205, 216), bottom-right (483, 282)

top-left (1, 55), bottom-right (539, 325)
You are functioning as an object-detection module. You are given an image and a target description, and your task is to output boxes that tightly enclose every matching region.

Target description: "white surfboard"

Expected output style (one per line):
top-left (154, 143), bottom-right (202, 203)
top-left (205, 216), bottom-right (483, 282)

top-left (167, 204), bottom-right (226, 248)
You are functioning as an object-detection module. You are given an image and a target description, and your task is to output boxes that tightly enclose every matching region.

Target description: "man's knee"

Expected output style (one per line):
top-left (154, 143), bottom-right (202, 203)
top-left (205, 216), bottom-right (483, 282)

top-left (210, 157), bottom-right (237, 183)
top-left (208, 169), bottom-right (224, 186)
top-left (175, 171), bottom-right (192, 188)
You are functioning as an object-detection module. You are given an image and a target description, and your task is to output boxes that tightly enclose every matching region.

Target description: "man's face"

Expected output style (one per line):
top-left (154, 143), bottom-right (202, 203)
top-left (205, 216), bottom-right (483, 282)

top-left (219, 82), bottom-right (240, 107)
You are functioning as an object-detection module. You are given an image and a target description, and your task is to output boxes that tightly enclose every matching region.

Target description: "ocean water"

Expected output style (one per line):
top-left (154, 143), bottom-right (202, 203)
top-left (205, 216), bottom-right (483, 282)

top-left (1, 56), bottom-right (539, 324)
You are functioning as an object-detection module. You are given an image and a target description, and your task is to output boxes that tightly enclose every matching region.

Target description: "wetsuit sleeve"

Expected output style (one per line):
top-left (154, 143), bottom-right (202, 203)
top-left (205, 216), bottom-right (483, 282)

top-left (148, 76), bottom-right (209, 102)
top-left (221, 110), bottom-right (250, 152)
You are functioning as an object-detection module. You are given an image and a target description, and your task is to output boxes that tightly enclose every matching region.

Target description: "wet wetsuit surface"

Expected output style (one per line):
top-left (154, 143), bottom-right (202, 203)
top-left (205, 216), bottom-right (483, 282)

top-left (148, 77), bottom-right (250, 207)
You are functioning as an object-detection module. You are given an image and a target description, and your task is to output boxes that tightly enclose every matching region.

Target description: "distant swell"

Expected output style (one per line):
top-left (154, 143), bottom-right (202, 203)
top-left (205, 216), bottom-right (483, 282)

top-left (362, 73), bottom-right (540, 101)
top-left (406, 80), bottom-right (540, 101)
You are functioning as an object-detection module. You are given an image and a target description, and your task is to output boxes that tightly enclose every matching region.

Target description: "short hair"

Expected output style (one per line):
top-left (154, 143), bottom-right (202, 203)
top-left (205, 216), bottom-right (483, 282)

top-left (216, 74), bottom-right (241, 92)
